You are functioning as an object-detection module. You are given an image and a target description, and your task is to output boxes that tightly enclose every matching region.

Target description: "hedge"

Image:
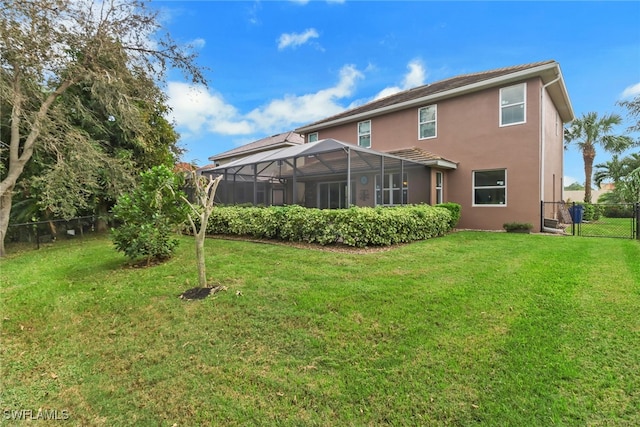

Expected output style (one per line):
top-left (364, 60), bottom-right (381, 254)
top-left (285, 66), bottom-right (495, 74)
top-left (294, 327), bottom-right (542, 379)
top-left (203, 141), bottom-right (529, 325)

top-left (206, 204), bottom-right (457, 247)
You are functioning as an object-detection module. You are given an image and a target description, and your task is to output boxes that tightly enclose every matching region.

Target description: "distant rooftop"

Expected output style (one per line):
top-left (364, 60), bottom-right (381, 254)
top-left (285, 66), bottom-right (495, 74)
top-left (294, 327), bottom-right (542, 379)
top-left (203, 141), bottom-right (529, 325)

top-left (208, 131), bottom-right (304, 162)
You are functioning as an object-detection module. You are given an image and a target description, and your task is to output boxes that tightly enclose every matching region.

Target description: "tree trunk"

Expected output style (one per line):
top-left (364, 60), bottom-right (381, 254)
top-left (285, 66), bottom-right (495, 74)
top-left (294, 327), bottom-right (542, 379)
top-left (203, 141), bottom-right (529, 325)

top-left (195, 227), bottom-right (207, 287)
top-left (583, 146), bottom-right (596, 203)
top-left (0, 190), bottom-right (14, 257)
top-left (96, 203), bottom-right (110, 232)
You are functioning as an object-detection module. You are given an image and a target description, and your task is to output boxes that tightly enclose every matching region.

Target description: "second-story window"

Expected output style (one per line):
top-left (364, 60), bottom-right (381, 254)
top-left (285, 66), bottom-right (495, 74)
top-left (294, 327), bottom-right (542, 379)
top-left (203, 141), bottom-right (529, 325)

top-left (308, 132), bottom-right (318, 143)
top-left (358, 120), bottom-right (371, 148)
top-left (418, 105), bottom-right (437, 139)
top-left (500, 83), bottom-right (526, 126)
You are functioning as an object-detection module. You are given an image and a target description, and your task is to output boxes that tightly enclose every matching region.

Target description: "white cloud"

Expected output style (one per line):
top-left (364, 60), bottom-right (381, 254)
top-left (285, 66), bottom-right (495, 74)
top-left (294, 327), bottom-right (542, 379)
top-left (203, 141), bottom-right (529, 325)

top-left (166, 64), bottom-right (364, 137)
top-left (277, 28), bottom-right (319, 50)
top-left (564, 176), bottom-right (579, 186)
top-left (621, 82), bottom-right (640, 98)
top-left (166, 82), bottom-right (252, 137)
top-left (247, 64), bottom-right (364, 132)
top-left (374, 59), bottom-right (427, 100)
top-left (188, 38), bottom-right (206, 49)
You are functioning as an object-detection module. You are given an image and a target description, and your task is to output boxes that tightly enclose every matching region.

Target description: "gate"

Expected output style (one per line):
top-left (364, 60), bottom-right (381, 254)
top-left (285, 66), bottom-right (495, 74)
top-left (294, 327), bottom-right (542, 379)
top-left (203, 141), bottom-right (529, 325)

top-left (541, 202), bottom-right (640, 240)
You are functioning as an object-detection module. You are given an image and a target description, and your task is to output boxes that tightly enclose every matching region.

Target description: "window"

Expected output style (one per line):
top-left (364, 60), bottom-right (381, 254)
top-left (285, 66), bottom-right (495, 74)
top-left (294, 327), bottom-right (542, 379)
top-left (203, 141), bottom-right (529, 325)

top-left (375, 173), bottom-right (408, 205)
top-left (308, 132), bottom-right (318, 143)
top-left (473, 169), bottom-right (506, 206)
top-left (358, 120), bottom-right (371, 148)
top-left (318, 181), bottom-right (355, 209)
top-left (500, 83), bottom-right (526, 126)
top-left (435, 171), bottom-right (443, 204)
top-left (418, 105), bottom-right (437, 139)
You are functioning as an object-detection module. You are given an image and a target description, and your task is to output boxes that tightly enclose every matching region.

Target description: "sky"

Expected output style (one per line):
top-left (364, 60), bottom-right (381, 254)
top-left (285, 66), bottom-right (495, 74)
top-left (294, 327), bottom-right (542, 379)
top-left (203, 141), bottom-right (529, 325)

top-left (154, 0), bottom-right (640, 187)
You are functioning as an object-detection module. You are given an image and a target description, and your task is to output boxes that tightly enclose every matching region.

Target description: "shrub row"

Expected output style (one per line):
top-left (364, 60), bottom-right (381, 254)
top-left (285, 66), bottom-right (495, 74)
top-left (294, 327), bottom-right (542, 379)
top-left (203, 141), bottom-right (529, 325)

top-left (206, 204), bottom-right (458, 247)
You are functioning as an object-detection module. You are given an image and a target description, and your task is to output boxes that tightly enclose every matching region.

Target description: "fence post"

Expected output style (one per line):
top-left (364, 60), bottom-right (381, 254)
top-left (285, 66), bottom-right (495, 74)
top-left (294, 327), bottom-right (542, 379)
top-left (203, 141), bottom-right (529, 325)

top-left (636, 203), bottom-right (640, 240)
top-left (571, 202), bottom-right (576, 236)
top-left (35, 222), bottom-right (40, 250)
top-left (540, 201), bottom-right (544, 232)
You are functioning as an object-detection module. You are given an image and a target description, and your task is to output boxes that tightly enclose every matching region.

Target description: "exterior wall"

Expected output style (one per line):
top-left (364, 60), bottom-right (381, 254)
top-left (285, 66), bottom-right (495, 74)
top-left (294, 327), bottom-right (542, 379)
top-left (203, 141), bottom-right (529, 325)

top-left (541, 85), bottom-right (565, 225)
top-left (307, 77), bottom-right (551, 230)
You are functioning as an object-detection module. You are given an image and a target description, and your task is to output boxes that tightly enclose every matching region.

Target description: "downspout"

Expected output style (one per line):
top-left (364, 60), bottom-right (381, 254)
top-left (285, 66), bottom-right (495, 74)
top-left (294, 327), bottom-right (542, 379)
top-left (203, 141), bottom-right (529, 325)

top-left (346, 147), bottom-right (352, 208)
top-left (541, 76), bottom-right (561, 232)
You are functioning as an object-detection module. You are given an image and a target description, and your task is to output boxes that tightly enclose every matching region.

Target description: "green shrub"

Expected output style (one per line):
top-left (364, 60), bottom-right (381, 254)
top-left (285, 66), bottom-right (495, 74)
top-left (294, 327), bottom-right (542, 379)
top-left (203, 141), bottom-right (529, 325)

top-left (576, 202), bottom-right (603, 221)
top-left (111, 166), bottom-right (188, 264)
top-left (503, 222), bottom-right (533, 232)
top-left (602, 204), bottom-right (635, 218)
top-left (435, 203), bottom-right (461, 228)
top-left (207, 204), bottom-right (453, 247)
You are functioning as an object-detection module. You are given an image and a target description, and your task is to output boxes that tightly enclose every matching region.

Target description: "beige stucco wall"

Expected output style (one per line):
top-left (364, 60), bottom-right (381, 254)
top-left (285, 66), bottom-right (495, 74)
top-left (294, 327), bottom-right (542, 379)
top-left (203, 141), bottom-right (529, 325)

top-left (307, 77), bottom-right (565, 231)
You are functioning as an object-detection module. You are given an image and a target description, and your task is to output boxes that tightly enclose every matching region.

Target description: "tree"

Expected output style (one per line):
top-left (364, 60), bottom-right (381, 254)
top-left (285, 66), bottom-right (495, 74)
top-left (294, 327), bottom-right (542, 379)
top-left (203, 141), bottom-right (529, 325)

top-left (111, 165), bottom-right (187, 265)
top-left (564, 112), bottom-right (635, 203)
top-left (594, 155), bottom-right (626, 189)
top-left (182, 173), bottom-right (223, 288)
top-left (0, 0), bottom-right (205, 256)
top-left (594, 152), bottom-right (640, 203)
top-left (564, 182), bottom-right (585, 191)
top-left (618, 94), bottom-right (640, 134)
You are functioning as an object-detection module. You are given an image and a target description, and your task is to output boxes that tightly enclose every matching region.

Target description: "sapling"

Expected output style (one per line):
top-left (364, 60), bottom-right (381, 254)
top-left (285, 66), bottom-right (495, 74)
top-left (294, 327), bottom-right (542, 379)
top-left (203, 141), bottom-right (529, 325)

top-left (182, 173), bottom-right (223, 287)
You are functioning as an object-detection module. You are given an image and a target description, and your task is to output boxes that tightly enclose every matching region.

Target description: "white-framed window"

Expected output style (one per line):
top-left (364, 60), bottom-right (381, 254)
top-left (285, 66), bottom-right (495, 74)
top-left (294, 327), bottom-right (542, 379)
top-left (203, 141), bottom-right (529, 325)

top-left (418, 105), bottom-right (437, 139)
top-left (435, 171), bottom-right (443, 204)
top-left (358, 120), bottom-right (371, 148)
top-left (473, 169), bottom-right (506, 206)
top-left (375, 172), bottom-right (408, 206)
top-left (308, 132), bottom-right (318, 143)
top-left (500, 83), bottom-right (526, 126)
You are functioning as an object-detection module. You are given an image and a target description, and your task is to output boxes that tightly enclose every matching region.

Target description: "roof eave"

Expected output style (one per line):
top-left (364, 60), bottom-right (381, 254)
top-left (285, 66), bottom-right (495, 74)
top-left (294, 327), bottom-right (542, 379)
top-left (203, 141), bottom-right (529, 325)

top-left (424, 159), bottom-right (458, 170)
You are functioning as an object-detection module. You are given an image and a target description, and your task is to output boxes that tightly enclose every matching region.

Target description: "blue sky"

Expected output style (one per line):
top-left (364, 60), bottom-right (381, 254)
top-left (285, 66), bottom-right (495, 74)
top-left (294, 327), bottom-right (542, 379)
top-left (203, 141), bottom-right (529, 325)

top-left (156, 0), bottom-right (640, 186)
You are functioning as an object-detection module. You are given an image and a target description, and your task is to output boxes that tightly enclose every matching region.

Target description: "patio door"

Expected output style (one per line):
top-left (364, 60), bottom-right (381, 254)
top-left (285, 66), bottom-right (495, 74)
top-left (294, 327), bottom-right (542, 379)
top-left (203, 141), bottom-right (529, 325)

top-left (318, 181), bottom-right (355, 209)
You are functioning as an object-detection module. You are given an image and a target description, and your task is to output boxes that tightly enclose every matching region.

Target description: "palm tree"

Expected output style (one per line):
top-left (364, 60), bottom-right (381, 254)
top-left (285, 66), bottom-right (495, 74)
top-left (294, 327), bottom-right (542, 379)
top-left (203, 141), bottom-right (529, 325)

top-left (564, 112), bottom-right (635, 203)
top-left (594, 155), bottom-right (625, 189)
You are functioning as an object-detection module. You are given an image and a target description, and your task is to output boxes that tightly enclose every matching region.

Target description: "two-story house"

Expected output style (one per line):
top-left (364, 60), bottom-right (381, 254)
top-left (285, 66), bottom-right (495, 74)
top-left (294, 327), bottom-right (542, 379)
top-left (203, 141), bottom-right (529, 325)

top-left (203, 60), bottom-right (574, 231)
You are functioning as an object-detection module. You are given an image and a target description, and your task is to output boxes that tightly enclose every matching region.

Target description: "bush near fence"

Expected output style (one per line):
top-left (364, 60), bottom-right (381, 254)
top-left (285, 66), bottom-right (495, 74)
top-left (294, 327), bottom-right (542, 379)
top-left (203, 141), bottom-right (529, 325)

top-left (206, 204), bottom-right (457, 247)
top-left (602, 204), bottom-right (636, 218)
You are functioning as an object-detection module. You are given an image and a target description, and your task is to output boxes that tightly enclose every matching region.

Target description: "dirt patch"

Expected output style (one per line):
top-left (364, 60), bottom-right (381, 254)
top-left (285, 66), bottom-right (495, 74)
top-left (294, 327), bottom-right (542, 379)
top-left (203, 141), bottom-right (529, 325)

top-left (179, 285), bottom-right (227, 300)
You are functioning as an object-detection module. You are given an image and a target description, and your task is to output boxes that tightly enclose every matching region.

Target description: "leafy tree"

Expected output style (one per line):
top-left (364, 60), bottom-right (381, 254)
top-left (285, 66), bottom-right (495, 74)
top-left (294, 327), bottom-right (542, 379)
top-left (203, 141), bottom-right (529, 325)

top-left (0, 0), bottom-right (205, 256)
top-left (564, 182), bottom-right (585, 191)
top-left (594, 152), bottom-right (640, 203)
top-left (182, 173), bottom-right (223, 288)
top-left (618, 94), bottom-right (640, 134)
top-left (619, 167), bottom-right (640, 203)
top-left (564, 112), bottom-right (636, 203)
top-left (594, 155), bottom-right (626, 189)
top-left (111, 166), bottom-right (187, 265)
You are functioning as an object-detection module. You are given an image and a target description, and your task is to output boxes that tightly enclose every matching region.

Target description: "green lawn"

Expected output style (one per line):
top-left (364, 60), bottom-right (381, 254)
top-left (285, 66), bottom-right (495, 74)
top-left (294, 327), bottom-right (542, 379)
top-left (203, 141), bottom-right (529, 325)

top-left (579, 216), bottom-right (637, 238)
top-left (1, 232), bottom-right (639, 425)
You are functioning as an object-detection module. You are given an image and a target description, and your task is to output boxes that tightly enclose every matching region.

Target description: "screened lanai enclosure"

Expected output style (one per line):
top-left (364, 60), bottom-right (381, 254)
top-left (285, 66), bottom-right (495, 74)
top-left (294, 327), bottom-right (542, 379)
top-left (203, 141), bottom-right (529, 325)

top-left (201, 139), bottom-right (456, 209)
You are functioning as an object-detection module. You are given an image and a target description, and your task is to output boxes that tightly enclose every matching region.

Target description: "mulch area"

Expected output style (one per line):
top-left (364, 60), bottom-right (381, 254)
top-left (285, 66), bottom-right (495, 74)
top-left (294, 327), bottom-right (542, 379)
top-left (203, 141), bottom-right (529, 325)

top-left (179, 285), bottom-right (228, 300)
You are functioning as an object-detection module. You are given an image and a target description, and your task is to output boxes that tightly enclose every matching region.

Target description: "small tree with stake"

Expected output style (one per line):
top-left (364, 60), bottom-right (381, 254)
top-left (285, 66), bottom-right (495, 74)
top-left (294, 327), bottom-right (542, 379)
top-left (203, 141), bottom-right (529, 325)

top-left (181, 173), bottom-right (223, 289)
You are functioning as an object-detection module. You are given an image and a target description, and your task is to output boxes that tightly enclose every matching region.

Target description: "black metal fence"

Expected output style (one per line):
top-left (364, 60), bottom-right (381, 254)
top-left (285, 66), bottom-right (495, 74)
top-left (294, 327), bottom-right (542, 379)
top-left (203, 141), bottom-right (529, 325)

top-left (6, 216), bottom-right (100, 251)
top-left (541, 201), bottom-right (639, 239)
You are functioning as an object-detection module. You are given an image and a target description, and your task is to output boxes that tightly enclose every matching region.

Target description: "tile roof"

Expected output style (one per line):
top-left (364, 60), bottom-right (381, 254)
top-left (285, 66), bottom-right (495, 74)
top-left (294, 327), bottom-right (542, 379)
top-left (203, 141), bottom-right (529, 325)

top-left (208, 131), bottom-right (304, 162)
top-left (388, 147), bottom-right (452, 163)
top-left (297, 60), bottom-right (565, 131)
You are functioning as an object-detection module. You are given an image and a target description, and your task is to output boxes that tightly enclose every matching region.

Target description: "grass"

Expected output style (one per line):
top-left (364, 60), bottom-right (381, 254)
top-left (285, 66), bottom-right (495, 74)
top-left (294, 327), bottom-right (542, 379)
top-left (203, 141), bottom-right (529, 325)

top-left (1, 232), bottom-right (639, 425)
top-left (579, 216), bottom-right (637, 238)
